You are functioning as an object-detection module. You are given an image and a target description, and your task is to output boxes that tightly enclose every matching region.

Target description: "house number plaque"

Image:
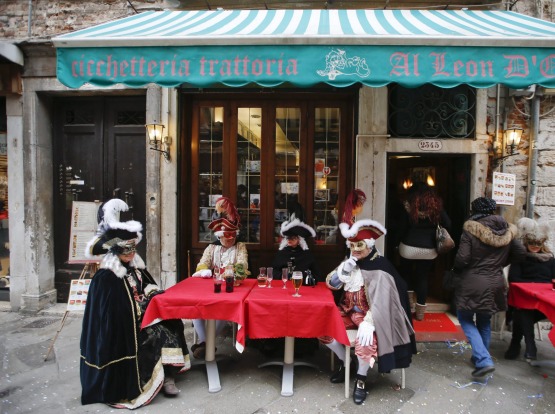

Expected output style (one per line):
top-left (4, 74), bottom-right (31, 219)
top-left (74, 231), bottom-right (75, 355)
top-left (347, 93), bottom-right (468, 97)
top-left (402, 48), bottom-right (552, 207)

top-left (418, 140), bottom-right (442, 151)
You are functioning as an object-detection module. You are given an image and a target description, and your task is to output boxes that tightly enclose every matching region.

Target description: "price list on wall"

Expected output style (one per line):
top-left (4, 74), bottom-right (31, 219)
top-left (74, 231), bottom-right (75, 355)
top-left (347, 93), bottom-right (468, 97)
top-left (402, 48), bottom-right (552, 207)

top-left (68, 201), bottom-right (101, 263)
top-left (492, 172), bottom-right (516, 206)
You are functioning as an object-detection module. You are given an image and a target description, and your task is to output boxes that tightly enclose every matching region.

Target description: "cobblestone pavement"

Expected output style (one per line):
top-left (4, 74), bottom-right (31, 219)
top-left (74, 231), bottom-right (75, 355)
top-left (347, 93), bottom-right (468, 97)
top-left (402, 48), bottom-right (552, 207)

top-left (1, 305), bottom-right (554, 414)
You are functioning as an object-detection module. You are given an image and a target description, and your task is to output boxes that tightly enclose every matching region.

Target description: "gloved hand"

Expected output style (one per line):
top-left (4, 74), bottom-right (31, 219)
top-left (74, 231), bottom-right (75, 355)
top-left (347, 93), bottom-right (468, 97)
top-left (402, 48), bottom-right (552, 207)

top-left (357, 321), bottom-right (375, 346)
top-left (342, 255), bottom-right (358, 273)
top-left (192, 269), bottom-right (212, 278)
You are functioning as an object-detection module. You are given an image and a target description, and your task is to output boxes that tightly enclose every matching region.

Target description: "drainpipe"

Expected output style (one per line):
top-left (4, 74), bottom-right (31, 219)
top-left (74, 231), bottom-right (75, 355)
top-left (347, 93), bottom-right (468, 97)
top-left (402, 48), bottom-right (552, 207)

top-left (526, 94), bottom-right (540, 218)
top-left (27, 0), bottom-right (33, 38)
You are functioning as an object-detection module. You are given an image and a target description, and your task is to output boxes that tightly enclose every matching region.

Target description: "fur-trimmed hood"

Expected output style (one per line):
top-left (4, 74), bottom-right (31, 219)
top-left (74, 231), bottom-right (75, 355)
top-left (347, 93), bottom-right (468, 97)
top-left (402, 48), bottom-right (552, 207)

top-left (463, 216), bottom-right (517, 248)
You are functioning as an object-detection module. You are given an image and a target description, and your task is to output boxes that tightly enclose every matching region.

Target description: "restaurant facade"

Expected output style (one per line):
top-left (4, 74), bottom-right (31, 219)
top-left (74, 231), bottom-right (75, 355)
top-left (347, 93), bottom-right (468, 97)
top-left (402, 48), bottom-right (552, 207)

top-left (1, 0), bottom-right (555, 314)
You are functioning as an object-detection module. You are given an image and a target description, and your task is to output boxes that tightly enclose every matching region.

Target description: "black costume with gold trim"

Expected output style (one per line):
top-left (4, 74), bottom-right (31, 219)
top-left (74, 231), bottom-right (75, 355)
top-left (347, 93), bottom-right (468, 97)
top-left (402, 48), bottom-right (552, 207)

top-left (80, 257), bottom-right (190, 408)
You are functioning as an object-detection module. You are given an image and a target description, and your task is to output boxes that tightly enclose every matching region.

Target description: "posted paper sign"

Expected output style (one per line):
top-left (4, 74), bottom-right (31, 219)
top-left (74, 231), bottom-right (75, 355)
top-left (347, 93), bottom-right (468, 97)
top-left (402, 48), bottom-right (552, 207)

top-left (68, 201), bottom-right (101, 263)
top-left (67, 278), bottom-right (91, 311)
top-left (492, 172), bottom-right (516, 206)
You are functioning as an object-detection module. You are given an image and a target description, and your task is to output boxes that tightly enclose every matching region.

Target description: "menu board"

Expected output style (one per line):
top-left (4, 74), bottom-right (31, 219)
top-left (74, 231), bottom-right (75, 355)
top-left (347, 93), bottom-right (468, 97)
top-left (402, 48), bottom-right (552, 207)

top-left (68, 201), bottom-right (101, 263)
top-left (492, 172), bottom-right (516, 206)
top-left (67, 278), bottom-right (91, 311)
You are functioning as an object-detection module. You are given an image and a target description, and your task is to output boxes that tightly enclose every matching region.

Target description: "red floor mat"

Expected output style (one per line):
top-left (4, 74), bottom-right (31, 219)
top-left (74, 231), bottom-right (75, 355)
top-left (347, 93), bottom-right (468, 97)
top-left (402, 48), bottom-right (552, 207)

top-left (413, 313), bottom-right (466, 342)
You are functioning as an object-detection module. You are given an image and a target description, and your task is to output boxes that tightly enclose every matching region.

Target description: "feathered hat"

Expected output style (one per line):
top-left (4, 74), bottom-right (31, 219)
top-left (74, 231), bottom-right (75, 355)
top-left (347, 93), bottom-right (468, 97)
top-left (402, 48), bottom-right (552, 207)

top-left (279, 202), bottom-right (316, 250)
top-left (339, 189), bottom-right (386, 248)
top-left (208, 196), bottom-right (241, 238)
top-left (85, 199), bottom-right (143, 257)
top-left (517, 217), bottom-right (551, 244)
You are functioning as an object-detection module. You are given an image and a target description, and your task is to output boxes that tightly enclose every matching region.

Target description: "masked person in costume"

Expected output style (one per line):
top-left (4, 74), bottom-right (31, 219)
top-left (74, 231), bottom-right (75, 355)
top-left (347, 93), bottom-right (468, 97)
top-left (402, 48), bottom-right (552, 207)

top-left (80, 199), bottom-right (190, 409)
top-left (505, 218), bottom-right (554, 361)
top-left (254, 203), bottom-right (321, 356)
top-left (271, 202), bottom-right (321, 286)
top-left (191, 197), bottom-right (249, 359)
top-left (320, 190), bottom-right (416, 405)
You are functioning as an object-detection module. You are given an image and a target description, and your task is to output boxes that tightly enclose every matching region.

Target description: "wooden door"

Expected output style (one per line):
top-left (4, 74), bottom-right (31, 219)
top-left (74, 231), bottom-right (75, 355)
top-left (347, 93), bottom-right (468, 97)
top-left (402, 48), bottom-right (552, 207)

top-left (180, 90), bottom-right (356, 280)
top-left (53, 96), bottom-right (146, 302)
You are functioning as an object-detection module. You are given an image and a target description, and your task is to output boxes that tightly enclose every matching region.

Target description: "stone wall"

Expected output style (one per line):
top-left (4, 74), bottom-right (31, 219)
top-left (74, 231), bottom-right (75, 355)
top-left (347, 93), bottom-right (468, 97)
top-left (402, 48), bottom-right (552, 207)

top-left (0, 0), bottom-right (166, 40)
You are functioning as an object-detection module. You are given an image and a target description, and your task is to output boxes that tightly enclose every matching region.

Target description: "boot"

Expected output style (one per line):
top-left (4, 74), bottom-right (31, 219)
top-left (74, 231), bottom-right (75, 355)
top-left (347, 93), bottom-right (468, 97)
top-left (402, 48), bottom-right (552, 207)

top-left (415, 303), bottom-right (426, 321)
top-left (162, 377), bottom-right (179, 396)
top-left (521, 310), bottom-right (537, 361)
top-left (504, 340), bottom-right (521, 360)
top-left (352, 374), bottom-right (368, 405)
top-left (407, 291), bottom-right (416, 314)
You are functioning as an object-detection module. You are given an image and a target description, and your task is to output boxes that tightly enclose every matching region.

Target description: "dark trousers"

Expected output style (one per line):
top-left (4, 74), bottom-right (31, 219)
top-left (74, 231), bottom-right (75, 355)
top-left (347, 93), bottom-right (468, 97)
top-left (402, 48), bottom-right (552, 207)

top-left (400, 258), bottom-right (435, 305)
top-left (510, 308), bottom-right (546, 354)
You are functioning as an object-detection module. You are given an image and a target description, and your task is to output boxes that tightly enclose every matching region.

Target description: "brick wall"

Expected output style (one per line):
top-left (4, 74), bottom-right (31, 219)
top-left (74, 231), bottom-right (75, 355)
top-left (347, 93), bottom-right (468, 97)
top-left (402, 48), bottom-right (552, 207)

top-left (0, 0), bottom-right (165, 40)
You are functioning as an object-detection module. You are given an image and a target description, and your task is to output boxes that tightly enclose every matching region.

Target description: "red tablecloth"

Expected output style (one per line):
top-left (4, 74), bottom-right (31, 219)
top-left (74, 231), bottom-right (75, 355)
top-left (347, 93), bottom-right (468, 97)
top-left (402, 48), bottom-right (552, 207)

top-left (142, 278), bottom-right (257, 351)
top-left (508, 282), bottom-right (555, 346)
top-left (244, 282), bottom-right (350, 346)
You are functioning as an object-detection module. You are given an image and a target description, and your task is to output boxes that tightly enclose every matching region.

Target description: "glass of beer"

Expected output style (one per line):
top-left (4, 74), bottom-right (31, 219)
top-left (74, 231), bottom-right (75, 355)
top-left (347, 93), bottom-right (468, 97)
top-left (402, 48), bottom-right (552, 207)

top-left (292, 271), bottom-right (303, 297)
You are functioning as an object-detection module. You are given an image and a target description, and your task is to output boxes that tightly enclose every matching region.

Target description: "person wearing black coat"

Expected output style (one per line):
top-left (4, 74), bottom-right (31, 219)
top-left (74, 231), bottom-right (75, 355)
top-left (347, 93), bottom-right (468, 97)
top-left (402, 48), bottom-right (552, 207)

top-left (505, 218), bottom-right (555, 361)
top-left (80, 199), bottom-right (190, 409)
top-left (398, 182), bottom-right (451, 320)
top-left (453, 197), bottom-right (525, 378)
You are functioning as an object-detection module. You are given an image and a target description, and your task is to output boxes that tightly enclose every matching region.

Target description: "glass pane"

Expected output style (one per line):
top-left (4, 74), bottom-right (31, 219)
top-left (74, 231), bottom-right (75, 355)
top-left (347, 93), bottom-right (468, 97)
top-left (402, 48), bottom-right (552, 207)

top-left (313, 108), bottom-right (340, 245)
top-left (274, 107), bottom-right (301, 244)
top-left (388, 84), bottom-right (476, 138)
top-left (198, 107), bottom-right (224, 243)
top-left (237, 107), bottom-right (262, 243)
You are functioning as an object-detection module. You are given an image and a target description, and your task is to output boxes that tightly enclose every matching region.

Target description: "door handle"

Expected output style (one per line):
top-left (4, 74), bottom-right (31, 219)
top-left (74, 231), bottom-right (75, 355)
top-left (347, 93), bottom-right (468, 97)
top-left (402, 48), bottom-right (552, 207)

top-left (125, 189), bottom-right (135, 213)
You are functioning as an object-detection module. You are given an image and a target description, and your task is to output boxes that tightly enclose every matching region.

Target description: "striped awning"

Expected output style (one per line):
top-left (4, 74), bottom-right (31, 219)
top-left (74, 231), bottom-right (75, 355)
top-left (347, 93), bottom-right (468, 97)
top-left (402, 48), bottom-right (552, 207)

top-left (53, 9), bottom-right (555, 89)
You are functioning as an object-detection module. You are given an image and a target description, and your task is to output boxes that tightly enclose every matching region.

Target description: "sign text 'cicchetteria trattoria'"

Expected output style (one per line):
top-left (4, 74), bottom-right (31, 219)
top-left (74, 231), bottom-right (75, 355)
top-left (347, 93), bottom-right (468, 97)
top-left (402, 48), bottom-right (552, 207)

top-left (56, 45), bottom-right (555, 89)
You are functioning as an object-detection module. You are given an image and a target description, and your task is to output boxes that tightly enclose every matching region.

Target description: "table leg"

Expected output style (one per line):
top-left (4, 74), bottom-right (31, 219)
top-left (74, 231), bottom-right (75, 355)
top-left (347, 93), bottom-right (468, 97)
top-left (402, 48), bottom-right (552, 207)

top-left (205, 319), bottom-right (221, 393)
top-left (257, 336), bottom-right (320, 397)
top-left (281, 336), bottom-right (295, 396)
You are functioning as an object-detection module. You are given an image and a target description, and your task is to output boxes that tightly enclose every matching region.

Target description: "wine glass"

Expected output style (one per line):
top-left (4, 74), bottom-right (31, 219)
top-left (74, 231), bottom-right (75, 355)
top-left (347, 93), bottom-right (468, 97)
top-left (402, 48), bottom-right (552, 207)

top-left (292, 271), bottom-right (303, 297)
top-left (266, 267), bottom-right (273, 288)
top-left (282, 268), bottom-right (288, 289)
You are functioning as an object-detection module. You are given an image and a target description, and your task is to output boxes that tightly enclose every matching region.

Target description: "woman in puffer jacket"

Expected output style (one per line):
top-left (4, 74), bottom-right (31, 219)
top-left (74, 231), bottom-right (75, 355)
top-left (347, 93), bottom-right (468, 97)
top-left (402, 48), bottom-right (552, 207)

top-left (453, 197), bottom-right (525, 378)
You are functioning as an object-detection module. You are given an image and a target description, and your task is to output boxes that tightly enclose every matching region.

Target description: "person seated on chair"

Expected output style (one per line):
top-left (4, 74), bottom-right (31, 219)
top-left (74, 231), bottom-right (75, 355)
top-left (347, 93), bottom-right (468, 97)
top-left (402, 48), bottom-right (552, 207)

top-left (505, 217), bottom-right (555, 361)
top-left (271, 202), bottom-right (321, 286)
top-left (254, 202), bottom-right (321, 357)
top-left (81, 199), bottom-right (190, 409)
top-left (191, 197), bottom-right (249, 359)
top-left (319, 203), bottom-right (416, 405)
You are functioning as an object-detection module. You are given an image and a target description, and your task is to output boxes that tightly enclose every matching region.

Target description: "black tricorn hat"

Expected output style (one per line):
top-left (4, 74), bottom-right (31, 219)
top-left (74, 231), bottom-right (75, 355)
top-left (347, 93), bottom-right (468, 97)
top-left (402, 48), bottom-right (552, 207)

top-left (280, 202), bottom-right (316, 239)
top-left (85, 199), bottom-right (142, 257)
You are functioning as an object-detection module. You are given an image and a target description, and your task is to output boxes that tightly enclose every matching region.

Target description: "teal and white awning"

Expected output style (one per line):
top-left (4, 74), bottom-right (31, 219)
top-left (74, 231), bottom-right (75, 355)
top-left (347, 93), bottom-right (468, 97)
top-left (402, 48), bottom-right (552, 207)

top-left (53, 9), bottom-right (555, 89)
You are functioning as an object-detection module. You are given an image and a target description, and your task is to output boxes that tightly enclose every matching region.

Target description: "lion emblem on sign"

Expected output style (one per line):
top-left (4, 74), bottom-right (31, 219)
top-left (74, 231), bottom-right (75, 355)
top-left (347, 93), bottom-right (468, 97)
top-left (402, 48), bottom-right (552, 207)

top-left (317, 49), bottom-right (371, 80)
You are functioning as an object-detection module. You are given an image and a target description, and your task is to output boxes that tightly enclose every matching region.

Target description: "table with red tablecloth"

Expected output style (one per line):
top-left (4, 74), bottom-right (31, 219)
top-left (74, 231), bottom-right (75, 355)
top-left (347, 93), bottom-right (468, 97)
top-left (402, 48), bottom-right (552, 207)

top-left (142, 277), bottom-right (256, 392)
top-left (245, 281), bottom-right (350, 396)
top-left (508, 282), bottom-right (555, 347)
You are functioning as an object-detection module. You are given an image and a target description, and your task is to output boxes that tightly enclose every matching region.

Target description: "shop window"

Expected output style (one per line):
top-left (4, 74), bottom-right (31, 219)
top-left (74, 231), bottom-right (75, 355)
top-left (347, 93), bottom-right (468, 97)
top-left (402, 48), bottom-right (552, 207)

top-left (313, 108), bottom-right (341, 245)
top-left (198, 107), bottom-right (224, 243)
top-left (388, 84), bottom-right (476, 138)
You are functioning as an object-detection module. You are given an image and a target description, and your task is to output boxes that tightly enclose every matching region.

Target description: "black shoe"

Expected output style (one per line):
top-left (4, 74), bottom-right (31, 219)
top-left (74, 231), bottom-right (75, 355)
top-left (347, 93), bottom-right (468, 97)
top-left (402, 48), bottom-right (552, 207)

top-left (471, 365), bottom-right (495, 377)
top-left (504, 344), bottom-right (521, 360)
top-left (524, 342), bottom-right (537, 361)
top-left (330, 359), bottom-right (356, 384)
top-left (524, 352), bottom-right (537, 361)
top-left (352, 375), bottom-right (367, 405)
top-left (191, 342), bottom-right (206, 359)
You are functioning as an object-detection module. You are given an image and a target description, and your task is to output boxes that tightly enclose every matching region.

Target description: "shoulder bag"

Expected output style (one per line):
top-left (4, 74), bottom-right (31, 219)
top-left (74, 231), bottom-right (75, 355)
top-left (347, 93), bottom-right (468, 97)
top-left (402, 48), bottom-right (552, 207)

top-left (436, 225), bottom-right (455, 254)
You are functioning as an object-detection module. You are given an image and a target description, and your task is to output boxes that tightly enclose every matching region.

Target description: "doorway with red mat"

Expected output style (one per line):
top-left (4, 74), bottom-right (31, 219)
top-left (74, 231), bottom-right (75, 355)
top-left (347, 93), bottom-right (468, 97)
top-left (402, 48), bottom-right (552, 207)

top-left (385, 154), bottom-right (471, 340)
